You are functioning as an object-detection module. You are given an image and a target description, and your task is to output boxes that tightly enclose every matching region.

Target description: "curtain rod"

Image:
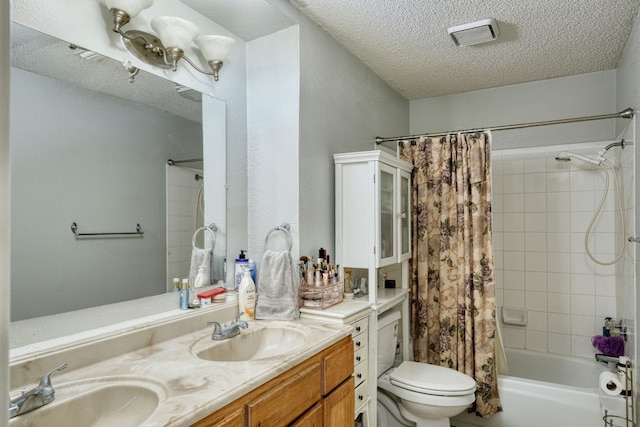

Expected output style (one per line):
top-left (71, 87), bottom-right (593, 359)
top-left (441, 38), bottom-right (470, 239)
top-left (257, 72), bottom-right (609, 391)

top-left (375, 108), bottom-right (635, 145)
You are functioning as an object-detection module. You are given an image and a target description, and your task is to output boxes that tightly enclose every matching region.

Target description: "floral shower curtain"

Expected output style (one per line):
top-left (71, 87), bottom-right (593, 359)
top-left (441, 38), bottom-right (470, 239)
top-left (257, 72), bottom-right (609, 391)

top-left (399, 133), bottom-right (502, 418)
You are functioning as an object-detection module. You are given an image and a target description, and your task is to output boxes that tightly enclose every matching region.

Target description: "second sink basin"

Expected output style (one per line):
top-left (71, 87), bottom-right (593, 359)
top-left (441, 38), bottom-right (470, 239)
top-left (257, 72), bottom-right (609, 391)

top-left (195, 324), bottom-right (307, 362)
top-left (9, 378), bottom-right (164, 427)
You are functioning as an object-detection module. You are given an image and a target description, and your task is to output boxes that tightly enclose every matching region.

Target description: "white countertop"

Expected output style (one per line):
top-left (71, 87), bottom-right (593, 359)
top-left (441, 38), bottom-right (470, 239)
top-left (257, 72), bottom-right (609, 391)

top-left (9, 305), bottom-right (352, 427)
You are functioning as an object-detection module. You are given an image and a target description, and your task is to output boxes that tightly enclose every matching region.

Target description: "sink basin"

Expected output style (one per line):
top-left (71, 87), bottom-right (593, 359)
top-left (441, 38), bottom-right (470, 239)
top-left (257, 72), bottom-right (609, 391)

top-left (9, 378), bottom-right (163, 427)
top-left (195, 325), bottom-right (307, 362)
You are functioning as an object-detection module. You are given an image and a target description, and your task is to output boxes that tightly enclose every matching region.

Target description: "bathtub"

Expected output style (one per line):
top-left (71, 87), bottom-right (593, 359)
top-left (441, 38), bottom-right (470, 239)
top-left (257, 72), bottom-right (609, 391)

top-left (452, 348), bottom-right (607, 427)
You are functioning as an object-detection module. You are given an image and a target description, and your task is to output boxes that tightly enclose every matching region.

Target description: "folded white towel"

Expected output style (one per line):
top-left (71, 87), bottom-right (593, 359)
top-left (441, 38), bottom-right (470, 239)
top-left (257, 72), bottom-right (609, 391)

top-left (189, 248), bottom-right (211, 288)
top-left (255, 250), bottom-right (299, 320)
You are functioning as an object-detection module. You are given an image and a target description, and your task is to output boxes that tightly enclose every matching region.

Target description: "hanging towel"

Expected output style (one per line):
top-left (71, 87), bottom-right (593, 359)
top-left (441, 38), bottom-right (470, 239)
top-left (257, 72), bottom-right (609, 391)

top-left (189, 247), bottom-right (212, 287)
top-left (255, 250), bottom-right (299, 320)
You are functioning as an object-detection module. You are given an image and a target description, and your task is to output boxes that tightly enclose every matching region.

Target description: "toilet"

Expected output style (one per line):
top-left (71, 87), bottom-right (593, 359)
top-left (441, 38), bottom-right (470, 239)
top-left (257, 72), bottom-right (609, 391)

top-left (376, 310), bottom-right (476, 427)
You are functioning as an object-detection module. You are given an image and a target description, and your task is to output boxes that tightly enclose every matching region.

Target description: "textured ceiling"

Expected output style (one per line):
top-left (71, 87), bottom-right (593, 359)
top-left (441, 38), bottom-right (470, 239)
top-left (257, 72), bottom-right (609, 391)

top-left (288, 0), bottom-right (640, 100)
top-left (10, 23), bottom-right (202, 123)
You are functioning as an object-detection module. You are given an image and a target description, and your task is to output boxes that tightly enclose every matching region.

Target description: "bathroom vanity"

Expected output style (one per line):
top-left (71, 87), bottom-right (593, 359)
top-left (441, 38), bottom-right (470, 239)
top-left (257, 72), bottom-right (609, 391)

top-left (9, 302), bottom-right (353, 427)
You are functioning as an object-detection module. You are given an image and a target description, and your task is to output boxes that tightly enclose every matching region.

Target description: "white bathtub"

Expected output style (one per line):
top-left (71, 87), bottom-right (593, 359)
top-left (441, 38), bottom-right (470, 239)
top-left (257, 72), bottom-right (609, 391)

top-left (452, 348), bottom-right (607, 427)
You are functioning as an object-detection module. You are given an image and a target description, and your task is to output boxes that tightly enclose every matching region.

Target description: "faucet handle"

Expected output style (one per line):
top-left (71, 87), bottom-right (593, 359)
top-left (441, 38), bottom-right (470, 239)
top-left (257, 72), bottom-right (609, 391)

top-left (39, 364), bottom-right (67, 388)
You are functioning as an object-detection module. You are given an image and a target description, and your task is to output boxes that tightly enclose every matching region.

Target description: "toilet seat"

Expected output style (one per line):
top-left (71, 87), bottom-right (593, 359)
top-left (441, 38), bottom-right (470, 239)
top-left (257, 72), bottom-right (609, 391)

top-left (390, 361), bottom-right (477, 397)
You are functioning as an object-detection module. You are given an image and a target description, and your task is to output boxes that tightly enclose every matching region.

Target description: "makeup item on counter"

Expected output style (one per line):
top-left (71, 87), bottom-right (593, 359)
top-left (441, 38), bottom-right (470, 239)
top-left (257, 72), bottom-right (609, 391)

top-left (172, 277), bottom-right (180, 292)
top-left (384, 279), bottom-right (396, 289)
top-left (180, 279), bottom-right (189, 310)
top-left (343, 268), bottom-right (353, 298)
top-left (238, 270), bottom-right (256, 321)
top-left (197, 287), bottom-right (226, 306)
top-left (194, 265), bottom-right (209, 288)
top-left (234, 250), bottom-right (249, 290)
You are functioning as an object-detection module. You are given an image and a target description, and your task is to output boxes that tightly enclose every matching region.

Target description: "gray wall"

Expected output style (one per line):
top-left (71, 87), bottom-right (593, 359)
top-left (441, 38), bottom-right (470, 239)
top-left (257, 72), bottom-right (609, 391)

top-left (10, 68), bottom-right (202, 320)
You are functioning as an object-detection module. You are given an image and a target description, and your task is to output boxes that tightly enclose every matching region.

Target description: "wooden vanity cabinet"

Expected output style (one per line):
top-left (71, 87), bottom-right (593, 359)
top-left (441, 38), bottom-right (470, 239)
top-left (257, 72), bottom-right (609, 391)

top-left (192, 336), bottom-right (354, 427)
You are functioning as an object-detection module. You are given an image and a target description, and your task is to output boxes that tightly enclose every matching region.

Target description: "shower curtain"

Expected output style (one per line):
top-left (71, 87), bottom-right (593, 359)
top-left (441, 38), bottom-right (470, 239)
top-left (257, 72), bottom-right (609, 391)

top-left (399, 133), bottom-right (502, 418)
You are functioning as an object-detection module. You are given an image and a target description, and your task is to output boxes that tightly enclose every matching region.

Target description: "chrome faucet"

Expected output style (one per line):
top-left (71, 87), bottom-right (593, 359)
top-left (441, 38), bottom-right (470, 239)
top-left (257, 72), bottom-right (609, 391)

top-left (207, 315), bottom-right (249, 340)
top-left (9, 363), bottom-right (67, 418)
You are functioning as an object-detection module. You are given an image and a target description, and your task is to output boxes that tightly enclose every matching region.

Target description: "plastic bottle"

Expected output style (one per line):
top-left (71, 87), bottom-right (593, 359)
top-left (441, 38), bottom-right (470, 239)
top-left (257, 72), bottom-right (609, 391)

top-left (194, 265), bottom-right (209, 288)
top-left (180, 279), bottom-right (189, 310)
top-left (234, 250), bottom-right (248, 290)
top-left (238, 270), bottom-right (256, 321)
top-left (248, 259), bottom-right (256, 284)
top-left (172, 277), bottom-right (180, 292)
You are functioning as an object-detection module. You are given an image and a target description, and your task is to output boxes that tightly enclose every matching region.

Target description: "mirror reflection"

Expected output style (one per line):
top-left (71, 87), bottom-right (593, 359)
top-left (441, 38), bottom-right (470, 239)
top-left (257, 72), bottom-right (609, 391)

top-left (10, 23), bottom-right (225, 321)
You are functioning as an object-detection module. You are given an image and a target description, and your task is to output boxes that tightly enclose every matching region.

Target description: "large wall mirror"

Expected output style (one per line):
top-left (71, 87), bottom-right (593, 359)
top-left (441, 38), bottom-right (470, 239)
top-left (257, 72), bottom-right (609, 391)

top-left (10, 22), bottom-right (226, 324)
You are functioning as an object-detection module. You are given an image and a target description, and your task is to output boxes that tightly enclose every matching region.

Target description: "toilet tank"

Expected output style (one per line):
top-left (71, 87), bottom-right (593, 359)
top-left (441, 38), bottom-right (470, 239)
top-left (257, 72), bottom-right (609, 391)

top-left (377, 309), bottom-right (401, 377)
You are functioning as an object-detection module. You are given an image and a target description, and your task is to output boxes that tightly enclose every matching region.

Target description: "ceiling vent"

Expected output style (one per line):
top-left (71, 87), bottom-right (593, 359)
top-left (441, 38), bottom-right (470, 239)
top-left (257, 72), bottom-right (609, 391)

top-left (448, 18), bottom-right (500, 47)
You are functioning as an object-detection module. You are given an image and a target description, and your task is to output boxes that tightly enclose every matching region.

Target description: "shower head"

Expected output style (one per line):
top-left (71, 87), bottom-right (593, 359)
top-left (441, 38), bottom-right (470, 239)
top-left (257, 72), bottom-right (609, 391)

top-left (555, 151), bottom-right (602, 165)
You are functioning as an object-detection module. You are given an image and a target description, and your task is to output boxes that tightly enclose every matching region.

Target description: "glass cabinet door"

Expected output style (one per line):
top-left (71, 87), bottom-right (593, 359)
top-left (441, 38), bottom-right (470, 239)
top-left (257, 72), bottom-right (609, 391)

top-left (378, 163), bottom-right (396, 266)
top-left (398, 169), bottom-right (411, 261)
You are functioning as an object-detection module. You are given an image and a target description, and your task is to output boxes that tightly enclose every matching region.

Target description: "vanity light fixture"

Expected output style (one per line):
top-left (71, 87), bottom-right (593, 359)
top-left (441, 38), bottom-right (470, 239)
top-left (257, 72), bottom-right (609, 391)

top-left (102, 0), bottom-right (236, 81)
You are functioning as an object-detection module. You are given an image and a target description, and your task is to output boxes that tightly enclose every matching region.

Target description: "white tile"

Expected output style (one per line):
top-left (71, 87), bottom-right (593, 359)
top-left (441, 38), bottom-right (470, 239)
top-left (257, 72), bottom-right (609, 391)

top-left (503, 327), bottom-right (525, 348)
top-left (525, 272), bottom-right (547, 292)
top-left (524, 173), bottom-right (547, 193)
top-left (571, 315), bottom-right (597, 337)
top-left (492, 194), bottom-right (504, 213)
top-left (503, 213), bottom-right (524, 232)
top-left (503, 174), bottom-right (525, 193)
top-left (504, 251), bottom-right (525, 271)
top-left (546, 191), bottom-right (571, 212)
top-left (525, 330), bottom-right (547, 352)
top-left (546, 212), bottom-right (570, 233)
top-left (493, 213), bottom-right (504, 232)
top-left (570, 212), bottom-right (593, 233)
top-left (547, 172), bottom-right (571, 192)
top-left (493, 232), bottom-right (504, 251)
top-left (570, 191), bottom-right (595, 212)
top-left (570, 170), bottom-right (596, 192)
top-left (496, 288), bottom-right (504, 306)
top-left (503, 159), bottom-right (525, 174)
top-left (527, 311), bottom-right (547, 331)
top-left (525, 213), bottom-right (546, 232)
top-left (525, 252), bottom-right (547, 272)
top-left (570, 274), bottom-right (595, 295)
top-left (595, 296), bottom-right (616, 318)
top-left (547, 273), bottom-right (571, 293)
top-left (571, 294), bottom-right (595, 316)
top-left (524, 193), bottom-right (547, 213)
top-left (526, 291), bottom-right (547, 311)
top-left (546, 232), bottom-right (571, 253)
top-left (492, 175), bottom-right (504, 194)
top-left (525, 232), bottom-right (547, 252)
top-left (504, 290), bottom-right (525, 308)
top-left (548, 313), bottom-right (571, 335)
top-left (548, 292), bottom-right (571, 313)
top-left (503, 194), bottom-right (524, 213)
top-left (524, 157), bottom-right (547, 174)
top-left (503, 232), bottom-right (525, 251)
top-left (571, 253), bottom-right (596, 275)
top-left (570, 232), bottom-right (586, 253)
top-left (593, 211), bottom-right (615, 233)
top-left (593, 233), bottom-right (616, 255)
top-left (548, 333), bottom-right (571, 355)
top-left (504, 270), bottom-right (525, 290)
top-left (547, 252), bottom-right (571, 273)
top-left (595, 276), bottom-right (616, 296)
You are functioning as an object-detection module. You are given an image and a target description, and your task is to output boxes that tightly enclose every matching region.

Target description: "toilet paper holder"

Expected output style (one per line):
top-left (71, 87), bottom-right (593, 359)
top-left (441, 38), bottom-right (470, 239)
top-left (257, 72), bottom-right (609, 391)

top-left (602, 358), bottom-right (636, 427)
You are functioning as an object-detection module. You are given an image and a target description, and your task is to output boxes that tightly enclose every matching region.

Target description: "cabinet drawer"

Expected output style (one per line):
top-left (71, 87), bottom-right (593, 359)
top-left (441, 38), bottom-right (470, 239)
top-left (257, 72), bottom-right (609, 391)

top-left (322, 337), bottom-right (354, 395)
top-left (355, 380), bottom-right (368, 412)
top-left (291, 402), bottom-right (323, 427)
top-left (246, 362), bottom-right (321, 426)
top-left (351, 317), bottom-right (368, 335)
top-left (352, 334), bottom-right (366, 353)
top-left (354, 346), bottom-right (367, 367)
top-left (353, 357), bottom-right (368, 387)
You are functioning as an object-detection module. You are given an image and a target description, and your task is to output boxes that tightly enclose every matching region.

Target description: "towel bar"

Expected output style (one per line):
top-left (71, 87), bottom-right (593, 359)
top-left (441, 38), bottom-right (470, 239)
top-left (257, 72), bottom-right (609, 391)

top-left (264, 223), bottom-right (292, 252)
top-left (70, 222), bottom-right (144, 238)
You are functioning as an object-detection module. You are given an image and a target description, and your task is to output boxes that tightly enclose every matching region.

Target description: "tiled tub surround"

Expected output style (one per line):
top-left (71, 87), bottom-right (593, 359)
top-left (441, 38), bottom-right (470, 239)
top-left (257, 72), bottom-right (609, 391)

top-left (492, 140), bottom-right (634, 357)
top-left (9, 302), bottom-right (351, 427)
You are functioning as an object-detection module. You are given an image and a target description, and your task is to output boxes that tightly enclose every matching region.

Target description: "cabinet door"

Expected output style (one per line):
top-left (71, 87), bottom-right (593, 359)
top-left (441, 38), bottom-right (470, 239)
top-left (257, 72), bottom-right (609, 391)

top-left (191, 405), bottom-right (243, 427)
top-left (397, 169), bottom-right (412, 262)
top-left (377, 162), bottom-right (397, 267)
top-left (323, 377), bottom-right (355, 426)
top-left (291, 402), bottom-right (323, 427)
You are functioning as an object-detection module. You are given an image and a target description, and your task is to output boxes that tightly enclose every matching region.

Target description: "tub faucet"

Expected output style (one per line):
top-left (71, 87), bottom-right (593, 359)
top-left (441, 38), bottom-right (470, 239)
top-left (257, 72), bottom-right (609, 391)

top-left (207, 315), bottom-right (248, 340)
top-left (9, 363), bottom-right (67, 418)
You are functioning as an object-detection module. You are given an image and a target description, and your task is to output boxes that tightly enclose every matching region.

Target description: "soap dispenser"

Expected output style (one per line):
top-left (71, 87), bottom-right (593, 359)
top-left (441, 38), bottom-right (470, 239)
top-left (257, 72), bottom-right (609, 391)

top-left (234, 250), bottom-right (248, 290)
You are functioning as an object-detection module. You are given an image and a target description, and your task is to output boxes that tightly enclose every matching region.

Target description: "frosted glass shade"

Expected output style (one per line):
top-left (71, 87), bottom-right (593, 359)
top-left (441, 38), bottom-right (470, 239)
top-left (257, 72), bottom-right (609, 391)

top-left (195, 35), bottom-right (236, 62)
top-left (105, 0), bottom-right (154, 18)
top-left (151, 16), bottom-right (200, 51)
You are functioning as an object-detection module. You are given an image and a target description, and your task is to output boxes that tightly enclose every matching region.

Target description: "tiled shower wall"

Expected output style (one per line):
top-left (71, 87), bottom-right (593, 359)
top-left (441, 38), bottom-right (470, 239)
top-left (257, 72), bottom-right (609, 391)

top-left (166, 166), bottom-right (204, 291)
top-left (493, 139), bottom-right (634, 358)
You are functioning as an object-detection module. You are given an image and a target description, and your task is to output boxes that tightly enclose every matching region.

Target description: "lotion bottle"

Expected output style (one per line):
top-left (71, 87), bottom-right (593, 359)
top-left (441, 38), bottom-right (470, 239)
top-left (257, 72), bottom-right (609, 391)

top-left (238, 270), bottom-right (256, 321)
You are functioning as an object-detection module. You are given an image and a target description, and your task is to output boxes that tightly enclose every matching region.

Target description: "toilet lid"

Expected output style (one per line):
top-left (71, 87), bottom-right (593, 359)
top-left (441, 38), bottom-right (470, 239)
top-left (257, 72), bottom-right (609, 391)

top-left (390, 361), bottom-right (477, 396)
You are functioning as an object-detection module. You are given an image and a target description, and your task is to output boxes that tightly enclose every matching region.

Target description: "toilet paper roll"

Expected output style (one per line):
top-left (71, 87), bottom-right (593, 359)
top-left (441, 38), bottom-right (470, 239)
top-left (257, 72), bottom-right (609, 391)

top-left (600, 371), bottom-right (623, 396)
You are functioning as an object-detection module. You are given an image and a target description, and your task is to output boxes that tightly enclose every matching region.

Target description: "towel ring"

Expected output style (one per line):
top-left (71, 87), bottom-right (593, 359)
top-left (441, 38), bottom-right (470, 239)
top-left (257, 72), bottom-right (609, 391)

top-left (264, 223), bottom-right (292, 252)
top-left (192, 223), bottom-right (217, 250)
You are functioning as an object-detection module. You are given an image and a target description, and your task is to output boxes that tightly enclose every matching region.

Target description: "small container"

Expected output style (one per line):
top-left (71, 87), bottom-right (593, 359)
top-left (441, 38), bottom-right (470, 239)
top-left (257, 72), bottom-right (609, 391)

top-left (172, 277), bottom-right (180, 292)
top-left (197, 288), bottom-right (226, 307)
top-left (180, 279), bottom-right (189, 310)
